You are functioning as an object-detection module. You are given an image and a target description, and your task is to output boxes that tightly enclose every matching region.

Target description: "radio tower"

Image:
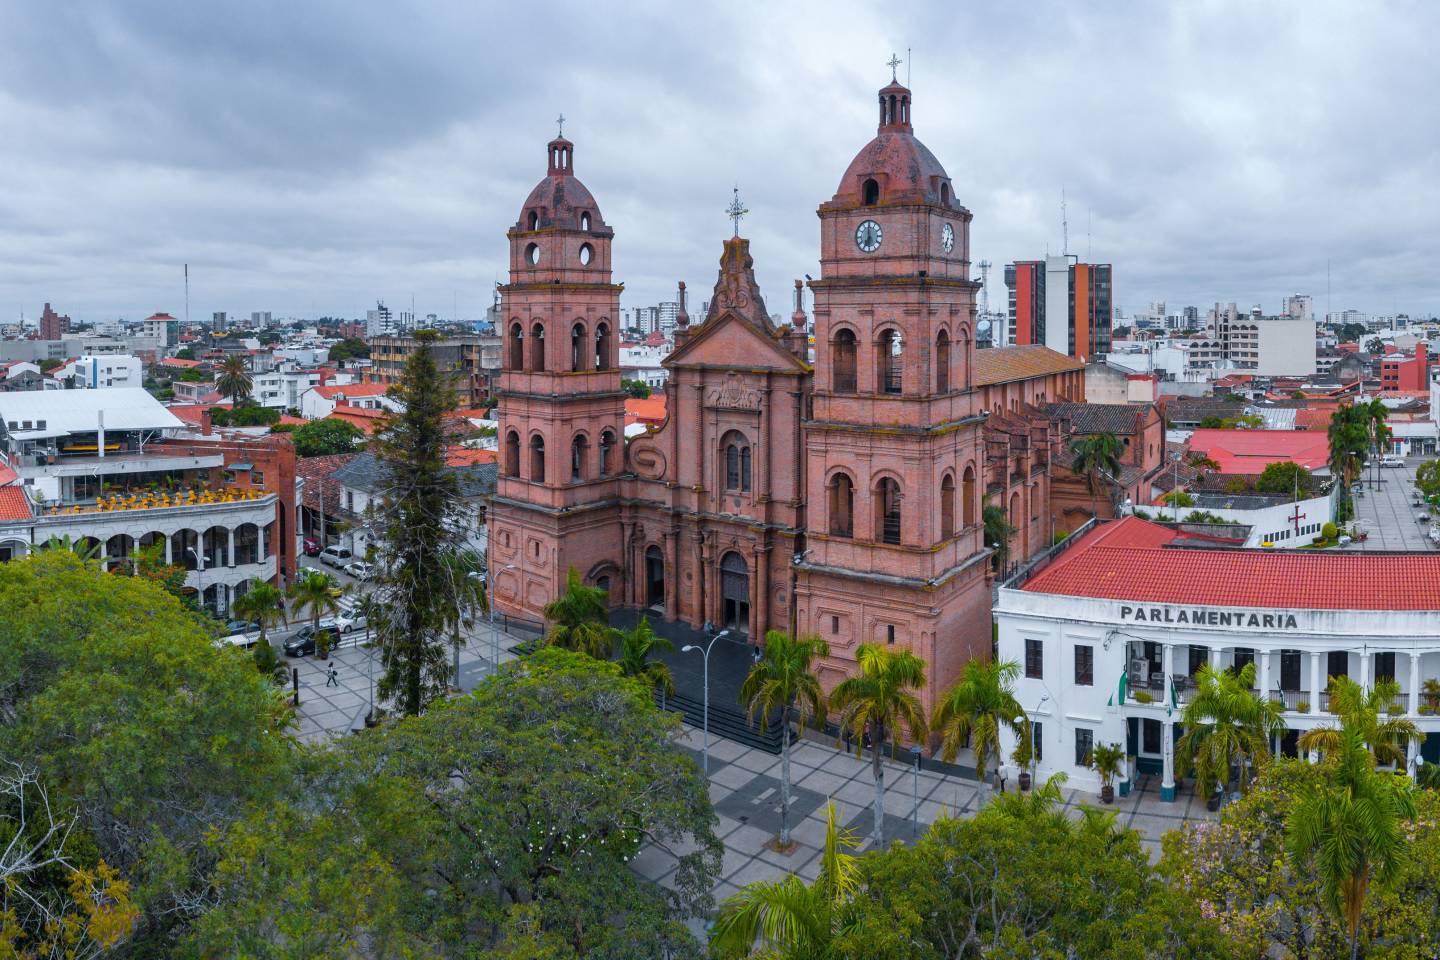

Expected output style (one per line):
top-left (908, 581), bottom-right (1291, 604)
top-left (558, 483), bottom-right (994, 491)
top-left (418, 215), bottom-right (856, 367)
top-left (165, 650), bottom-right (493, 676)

top-left (978, 260), bottom-right (992, 316)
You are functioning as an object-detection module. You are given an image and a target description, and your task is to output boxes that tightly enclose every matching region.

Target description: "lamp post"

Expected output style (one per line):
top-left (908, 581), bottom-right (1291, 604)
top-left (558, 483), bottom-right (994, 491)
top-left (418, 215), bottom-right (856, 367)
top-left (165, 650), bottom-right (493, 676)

top-left (1014, 692), bottom-right (1049, 789)
top-left (682, 625), bottom-right (731, 774)
top-left (186, 546), bottom-right (206, 615)
top-left (909, 745), bottom-right (923, 839)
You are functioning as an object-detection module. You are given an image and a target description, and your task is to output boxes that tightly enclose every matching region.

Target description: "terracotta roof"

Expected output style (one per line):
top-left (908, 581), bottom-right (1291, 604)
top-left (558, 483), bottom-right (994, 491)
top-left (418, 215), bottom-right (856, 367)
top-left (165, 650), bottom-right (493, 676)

top-left (0, 486), bottom-right (31, 521)
top-left (445, 447), bottom-right (498, 467)
top-left (158, 357), bottom-right (203, 369)
top-left (974, 344), bottom-right (1083, 386)
top-left (1187, 428), bottom-right (1331, 474)
top-left (1045, 401), bottom-right (1149, 436)
top-left (625, 396), bottom-right (667, 425)
top-left (296, 454), bottom-right (358, 511)
top-left (1294, 408), bottom-right (1334, 431)
top-left (1023, 516), bottom-right (1440, 611)
top-left (327, 405), bottom-right (390, 434)
top-left (313, 383), bottom-right (389, 399)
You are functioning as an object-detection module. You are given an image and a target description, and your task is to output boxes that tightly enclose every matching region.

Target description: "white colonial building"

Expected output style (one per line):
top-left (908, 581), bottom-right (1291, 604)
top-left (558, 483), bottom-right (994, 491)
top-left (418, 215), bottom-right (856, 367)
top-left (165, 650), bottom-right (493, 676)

top-left (995, 516), bottom-right (1440, 800)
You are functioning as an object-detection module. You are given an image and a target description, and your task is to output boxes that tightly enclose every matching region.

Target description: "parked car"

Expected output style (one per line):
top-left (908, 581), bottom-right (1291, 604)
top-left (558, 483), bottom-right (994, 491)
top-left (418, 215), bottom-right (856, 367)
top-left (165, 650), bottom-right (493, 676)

top-left (302, 537), bottom-right (323, 557)
top-left (325, 610), bottom-right (367, 634)
top-left (344, 560), bottom-right (377, 581)
top-left (215, 631), bottom-right (261, 650)
top-left (224, 618), bottom-right (259, 635)
top-left (1381, 455), bottom-right (1405, 468)
top-left (283, 625), bottom-right (326, 658)
top-left (318, 546), bottom-right (354, 568)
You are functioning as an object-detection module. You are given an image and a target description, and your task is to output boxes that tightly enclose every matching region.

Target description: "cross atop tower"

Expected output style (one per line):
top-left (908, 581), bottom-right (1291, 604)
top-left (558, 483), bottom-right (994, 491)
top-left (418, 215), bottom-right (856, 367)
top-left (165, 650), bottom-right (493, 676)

top-left (726, 186), bottom-right (748, 237)
top-left (556, 113), bottom-right (565, 137)
top-left (887, 52), bottom-right (902, 82)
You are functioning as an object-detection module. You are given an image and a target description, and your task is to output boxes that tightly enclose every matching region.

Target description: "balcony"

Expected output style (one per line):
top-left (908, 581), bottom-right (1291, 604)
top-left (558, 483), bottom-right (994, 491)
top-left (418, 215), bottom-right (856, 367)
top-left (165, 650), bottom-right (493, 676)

top-left (43, 486), bottom-right (269, 516)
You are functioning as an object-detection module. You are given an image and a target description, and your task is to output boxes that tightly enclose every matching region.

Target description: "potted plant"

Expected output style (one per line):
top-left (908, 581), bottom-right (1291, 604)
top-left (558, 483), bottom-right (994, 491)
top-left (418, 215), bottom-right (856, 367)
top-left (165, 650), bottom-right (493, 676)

top-left (1296, 700), bottom-right (1310, 713)
top-left (1133, 689), bottom-right (1154, 704)
top-left (1423, 679), bottom-right (1440, 714)
top-left (1088, 742), bottom-right (1125, 804)
top-left (1012, 729), bottom-right (1034, 792)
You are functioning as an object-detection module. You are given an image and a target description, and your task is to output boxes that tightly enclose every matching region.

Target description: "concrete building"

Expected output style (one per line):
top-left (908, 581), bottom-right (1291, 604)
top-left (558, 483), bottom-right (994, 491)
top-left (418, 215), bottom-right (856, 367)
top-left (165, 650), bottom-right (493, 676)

top-left (365, 303), bottom-right (395, 338)
top-left (142, 312), bottom-right (180, 348)
top-left (212, 311), bottom-right (228, 332)
top-left (1005, 257), bottom-right (1113, 361)
top-left (366, 333), bottom-right (496, 407)
top-left (38, 303), bottom-right (71, 341)
top-left (298, 382), bottom-right (398, 421)
top-left (54, 354), bottom-right (143, 390)
top-left (995, 516), bottom-right (1440, 799)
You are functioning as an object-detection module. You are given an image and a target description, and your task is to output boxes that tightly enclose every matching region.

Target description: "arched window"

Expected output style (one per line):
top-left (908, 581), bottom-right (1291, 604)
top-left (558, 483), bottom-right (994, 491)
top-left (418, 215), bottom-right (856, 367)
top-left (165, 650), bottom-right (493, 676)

top-left (579, 243), bottom-right (593, 266)
top-left (863, 178), bottom-right (880, 205)
top-left (599, 429), bottom-right (615, 477)
top-left (570, 434), bottom-right (588, 482)
top-left (595, 322), bottom-right (611, 370)
top-left (935, 330), bottom-right (951, 393)
top-left (504, 430), bottom-right (520, 477)
top-left (828, 473), bottom-right (854, 538)
top-left (525, 242), bottom-right (540, 265)
top-left (528, 210), bottom-right (539, 230)
top-left (939, 183), bottom-right (950, 206)
top-left (832, 329), bottom-right (858, 393)
top-left (508, 322), bottom-right (524, 370)
top-left (570, 321), bottom-right (586, 372)
top-left (722, 431), bottom-right (751, 492)
top-left (962, 465), bottom-right (976, 528)
top-left (580, 211), bottom-right (591, 231)
top-left (876, 477), bottom-right (902, 545)
top-left (941, 474), bottom-right (955, 540)
top-left (529, 435), bottom-right (546, 483)
top-left (645, 545), bottom-right (664, 608)
top-left (530, 322), bottom-right (546, 371)
top-left (878, 328), bottom-right (903, 395)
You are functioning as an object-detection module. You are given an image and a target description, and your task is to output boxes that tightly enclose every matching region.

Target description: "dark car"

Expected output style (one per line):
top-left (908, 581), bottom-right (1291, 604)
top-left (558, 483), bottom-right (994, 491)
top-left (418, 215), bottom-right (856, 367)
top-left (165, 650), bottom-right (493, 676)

top-left (283, 625), bottom-right (320, 658)
top-left (224, 618), bottom-right (259, 635)
top-left (302, 537), bottom-right (323, 557)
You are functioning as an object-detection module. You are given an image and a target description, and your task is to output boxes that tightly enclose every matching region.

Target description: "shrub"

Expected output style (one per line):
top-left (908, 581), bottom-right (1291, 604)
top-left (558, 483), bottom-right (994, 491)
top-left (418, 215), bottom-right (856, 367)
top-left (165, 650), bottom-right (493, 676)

top-left (1321, 521), bottom-right (1338, 540)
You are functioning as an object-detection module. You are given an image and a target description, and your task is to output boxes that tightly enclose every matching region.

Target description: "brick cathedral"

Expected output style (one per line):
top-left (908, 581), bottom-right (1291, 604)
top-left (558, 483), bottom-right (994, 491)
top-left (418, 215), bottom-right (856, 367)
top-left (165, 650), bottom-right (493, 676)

top-left (489, 77), bottom-right (993, 708)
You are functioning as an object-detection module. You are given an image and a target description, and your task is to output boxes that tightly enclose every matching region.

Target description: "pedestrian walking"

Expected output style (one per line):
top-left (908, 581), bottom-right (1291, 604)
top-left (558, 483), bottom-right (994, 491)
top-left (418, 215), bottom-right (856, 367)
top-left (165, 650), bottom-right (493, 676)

top-left (325, 662), bottom-right (339, 687)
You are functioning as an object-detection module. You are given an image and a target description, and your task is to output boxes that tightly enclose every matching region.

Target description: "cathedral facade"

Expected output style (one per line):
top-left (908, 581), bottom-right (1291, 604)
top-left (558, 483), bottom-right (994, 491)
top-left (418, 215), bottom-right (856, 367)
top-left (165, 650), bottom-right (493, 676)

top-left (489, 78), bottom-right (993, 707)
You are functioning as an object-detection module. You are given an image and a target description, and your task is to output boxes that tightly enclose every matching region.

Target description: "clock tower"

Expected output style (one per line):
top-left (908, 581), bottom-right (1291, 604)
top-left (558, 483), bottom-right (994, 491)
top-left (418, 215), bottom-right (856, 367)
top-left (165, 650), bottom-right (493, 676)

top-left (795, 75), bottom-right (992, 715)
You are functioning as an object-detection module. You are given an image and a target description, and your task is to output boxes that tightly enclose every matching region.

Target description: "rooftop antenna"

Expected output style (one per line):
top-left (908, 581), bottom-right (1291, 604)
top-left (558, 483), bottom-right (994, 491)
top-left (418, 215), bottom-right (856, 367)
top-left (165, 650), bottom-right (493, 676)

top-left (907, 47), bottom-right (911, 87)
top-left (184, 263), bottom-right (190, 329)
top-left (1087, 208), bottom-right (1092, 261)
top-left (1061, 187), bottom-right (1069, 257)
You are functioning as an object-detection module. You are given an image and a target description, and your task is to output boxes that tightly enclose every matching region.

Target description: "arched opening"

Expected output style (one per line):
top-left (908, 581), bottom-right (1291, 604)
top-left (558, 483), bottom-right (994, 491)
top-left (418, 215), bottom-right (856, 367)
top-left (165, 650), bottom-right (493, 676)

top-left (599, 429), bottom-right (615, 477)
top-left (594, 322), bottom-right (611, 370)
top-left (962, 465), bottom-right (977, 528)
top-left (525, 242), bottom-right (540, 266)
top-left (862, 178), bottom-right (880, 206)
top-left (580, 211), bottom-right (591, 231)
top-left (832, 329), bottom-right (858, 393)
top-left (172, 529), bottom-right (199, 570)
top-left (508, 322), bottom-right (524, 369)
top-left (529, 322), bottom-right (546, 371)
top-left (234, 523), bottom-right (260, 565)
top-left (529, 435), bottom-right (546, 483)
top-left (828, 473), bottom-right (854, 537)
top-left (875, 477), bottom-right (902, 545)
top-left (940, 182), bottom-right (950, 206)
top-left (1008, 491), bottom-right (1023, 559)
top-left (104, 534), bottom-right (132, 573)
top-left (570, 321), bottom-right (586, 372)
top-left (138, 530), bottom-right (165, 559)
top-left (570, 434), bottom-right (589, 482)
top-left (722, 430), bottom-right (751, 492)
top-left (645, 545), bottom-right (665, 609)
top-left (935, 329), bottom-right (951, 393)
top-left (720, 551), bottom-right (750, 636)
top-left (940, 474), bottom-right (956, 540)
top-left (878, 328), bottom-right (903, 395)
top-left (504, 430), bottom-right (520, 477)
top-left (202, 525), bottom-right (229, 568)
top-left (579, 242), bottom-right (593, 266)
top-left (528, 210), bottom-right (539, 230)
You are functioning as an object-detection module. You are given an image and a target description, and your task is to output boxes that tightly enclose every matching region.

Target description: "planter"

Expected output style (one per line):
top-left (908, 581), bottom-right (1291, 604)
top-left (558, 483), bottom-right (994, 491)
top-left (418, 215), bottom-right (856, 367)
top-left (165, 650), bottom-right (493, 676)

top-left (1018, 771), bottom-right (1032, 792)
top-left (1100, 783), bottom-right (1114, 804)
top-left (1206, 793), bottom-right (1222, 812)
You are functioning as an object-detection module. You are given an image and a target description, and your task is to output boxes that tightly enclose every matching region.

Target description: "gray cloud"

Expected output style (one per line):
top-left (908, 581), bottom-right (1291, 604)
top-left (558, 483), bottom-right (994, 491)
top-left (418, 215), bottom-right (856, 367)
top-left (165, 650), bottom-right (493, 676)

top-left (0, 0), bottom-right (1436, 326)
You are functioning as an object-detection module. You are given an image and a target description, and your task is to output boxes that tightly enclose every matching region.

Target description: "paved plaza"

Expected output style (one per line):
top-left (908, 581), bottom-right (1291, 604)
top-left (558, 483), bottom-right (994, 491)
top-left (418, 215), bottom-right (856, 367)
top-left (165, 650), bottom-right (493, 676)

top-left (1353, 458), bottom-right (1436, 551)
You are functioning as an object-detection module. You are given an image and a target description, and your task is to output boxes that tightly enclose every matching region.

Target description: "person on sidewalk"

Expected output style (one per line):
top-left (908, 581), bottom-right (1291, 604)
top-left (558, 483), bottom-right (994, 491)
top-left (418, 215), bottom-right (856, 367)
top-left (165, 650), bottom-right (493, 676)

top-left (325, 662), bottom-right (339, 687)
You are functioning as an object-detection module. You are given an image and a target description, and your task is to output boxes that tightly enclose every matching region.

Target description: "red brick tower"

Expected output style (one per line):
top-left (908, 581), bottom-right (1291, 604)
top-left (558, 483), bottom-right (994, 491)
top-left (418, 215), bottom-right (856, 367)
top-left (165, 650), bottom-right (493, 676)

top-left (796, 76), bottom-right (993, 714)
top-left (488, 131), bottom-right (626, 622)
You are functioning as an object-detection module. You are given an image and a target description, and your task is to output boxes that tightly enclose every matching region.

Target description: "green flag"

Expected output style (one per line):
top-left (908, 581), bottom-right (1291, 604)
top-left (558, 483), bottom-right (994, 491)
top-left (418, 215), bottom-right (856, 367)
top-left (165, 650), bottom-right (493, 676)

top-left (1108, 671), bottom-right (1128, 707)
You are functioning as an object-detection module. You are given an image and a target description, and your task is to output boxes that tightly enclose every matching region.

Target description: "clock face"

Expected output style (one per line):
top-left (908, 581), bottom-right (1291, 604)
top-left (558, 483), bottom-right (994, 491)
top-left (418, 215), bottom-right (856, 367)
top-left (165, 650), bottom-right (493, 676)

top-left (941, 223), bottom-right (954, 252)
top-left (855, 219), bottom-right (882, 253)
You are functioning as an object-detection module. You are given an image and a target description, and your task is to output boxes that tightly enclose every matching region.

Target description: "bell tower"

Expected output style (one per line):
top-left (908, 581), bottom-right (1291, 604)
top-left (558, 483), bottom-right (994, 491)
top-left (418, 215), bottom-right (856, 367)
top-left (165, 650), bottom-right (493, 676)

top-left (796, 74), bottom-right (992, 713)
top-left (489, 126), bottom-right (627, 623)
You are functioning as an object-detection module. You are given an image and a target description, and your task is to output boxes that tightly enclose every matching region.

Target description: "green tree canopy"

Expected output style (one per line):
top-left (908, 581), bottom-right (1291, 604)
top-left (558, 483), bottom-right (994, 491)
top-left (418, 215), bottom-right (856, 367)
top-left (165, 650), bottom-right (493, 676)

top-left (210, 403), bottom-right (280, 427)
top-left (621, 377), bottom-right (652, 399)
top-left (327, 337), bottom-right (371, 362)
top-left (291, 416), bottom-right (366, 456)
top-left (215, 354), bottom-right (253, 404)
top-left (1255, 460), bottom-right (1314, 496)
top-left (543, 567), bottom-right (617, 659)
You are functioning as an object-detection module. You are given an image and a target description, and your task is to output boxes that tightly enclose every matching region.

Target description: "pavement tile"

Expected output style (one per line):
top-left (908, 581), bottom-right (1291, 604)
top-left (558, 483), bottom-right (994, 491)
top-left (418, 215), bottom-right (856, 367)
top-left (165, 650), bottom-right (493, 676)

top-left (717, 847), bottom-right (754, 880)
top-left (755, 842), bottom-right (816, 869)
top-left (727, 856), bottom-right (787, 887)
top-left (793, 769), bottom-right (850, 797)
top-left (706, 739), bottom-right (748, 762)
top-left (708, 764), bottom-right (759, 790)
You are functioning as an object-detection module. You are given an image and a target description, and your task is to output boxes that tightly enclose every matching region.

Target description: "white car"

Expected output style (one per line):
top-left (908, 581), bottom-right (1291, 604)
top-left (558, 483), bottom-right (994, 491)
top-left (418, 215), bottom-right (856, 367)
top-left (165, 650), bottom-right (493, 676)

top-left (320, 611), bottom-right (367, 634)
top-left (318, 546), bottom-right (353, 568)
top-left (1381, 455), bottom-right (1405, 468)
top-left (344, 560), bottom-right (377, 581)
top-left (215, 631), bottom-right (261, 649)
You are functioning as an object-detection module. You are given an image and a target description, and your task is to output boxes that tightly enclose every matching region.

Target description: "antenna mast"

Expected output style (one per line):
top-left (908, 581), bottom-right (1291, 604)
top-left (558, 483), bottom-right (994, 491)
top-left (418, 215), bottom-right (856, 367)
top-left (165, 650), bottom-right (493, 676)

top-left (1061, 188), bottom-right (1069, 257)
top-left (978, 260), bottom-right (992, 316)
top-left (184, 263), bottom-right (190, 330)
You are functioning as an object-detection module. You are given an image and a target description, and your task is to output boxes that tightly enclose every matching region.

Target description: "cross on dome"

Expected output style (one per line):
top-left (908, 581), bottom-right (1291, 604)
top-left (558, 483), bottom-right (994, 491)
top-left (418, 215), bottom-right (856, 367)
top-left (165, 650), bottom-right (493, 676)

top-left (887, 52), bottom-right (902, 81)
top-left (726, 186), bottom-right (748, 237)
top-left (556, 113), bottom-right (565, 137)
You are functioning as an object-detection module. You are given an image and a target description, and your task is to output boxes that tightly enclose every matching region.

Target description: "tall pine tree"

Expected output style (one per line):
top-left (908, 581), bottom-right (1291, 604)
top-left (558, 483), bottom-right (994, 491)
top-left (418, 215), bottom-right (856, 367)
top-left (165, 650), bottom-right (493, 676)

top-left (371, 330), bottom-right (468, 715)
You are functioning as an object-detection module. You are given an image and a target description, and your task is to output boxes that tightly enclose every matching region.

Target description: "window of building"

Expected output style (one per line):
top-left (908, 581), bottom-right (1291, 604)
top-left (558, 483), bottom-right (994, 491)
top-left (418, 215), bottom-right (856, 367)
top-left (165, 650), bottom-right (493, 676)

top-left (940, 473), bottom-right (955, 540)
top-left (570, 434), bottom-right (588, 482)
top-left (962, 465), bottom-right (976, 528)
top-left (580, 212), bottom-right (591, 231)
top-left (875, 477), bottom-right (901, 544)
top-left (1375, 651), bottom-right (1395, 683)
top-left (862, 178), bottom-right (879, 205)
top-left (1189, 645), bottom-right (1209, 676)
top-left (878, 328), bottom-right (903, 394)
top-left (1233, 648), bottom-right (1255, 676)
top-left (644, 545), bottom-right (664, 608)
top-left (529, 322), bottom-right (546, 371)
top-left (529, 435), bottom-right (545, 483)
top-left (526, 242), bottom-right (540, 265)
top-left (886, 624), bottom-right (895, 645)
top-left (831, 615), bottom-right (840, 634)
top-left (1032, 721), bottom-right (1043, 762)
top-left (722, 431), bottom-right (751, 492)
top-left (504, 430), bottom-right (520, 477)
top-left (570, 322), bottom-right (587, 372)
top-left (1074, 644), bottom-right (1093, 686)
top-left (595, 322), bottom-right (611, 370)
top-left (828, 473), bottom-right (854, 537)
top-left (935, 330), bottom-right (951, 393)
top-left (1075, 728), bottom-right (1094, 768)
top-left (1025, 638), bottom-right (1043, 679)
top-left (252, 470), bottom-right (264, 486)
top-left (599, 430), bottom-right (615, 477)
top-left (579, 242), bottom-right (593, 266)
top-left (832, 330), bottom-right (858, 393)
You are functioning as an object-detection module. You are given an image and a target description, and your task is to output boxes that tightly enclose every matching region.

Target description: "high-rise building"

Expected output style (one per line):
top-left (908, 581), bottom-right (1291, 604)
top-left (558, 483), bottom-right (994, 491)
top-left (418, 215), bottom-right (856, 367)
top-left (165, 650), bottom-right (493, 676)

top-left (142, 312), bottom-right (179, 348)
top-left (250, 311), bottom-right (273, 326)
top-left (38, 303), bottom-right (71, 341)
top-left (1285, 294), bottom-right (1314, 324)
top-left (212, 311), bottom-right (228, 333)
top-left (1004, 256), bottom-right (1112, 361)
top-left (656, 301), bottom-right (678, 334)
top-left (365, 302), bottom-right (394, 338)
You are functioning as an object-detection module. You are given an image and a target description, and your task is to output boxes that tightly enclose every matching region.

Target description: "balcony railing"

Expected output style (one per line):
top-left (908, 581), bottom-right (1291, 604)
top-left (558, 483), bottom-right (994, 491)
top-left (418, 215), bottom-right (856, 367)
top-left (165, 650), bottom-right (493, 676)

top-left (43, 487), bottom-right (269, 516)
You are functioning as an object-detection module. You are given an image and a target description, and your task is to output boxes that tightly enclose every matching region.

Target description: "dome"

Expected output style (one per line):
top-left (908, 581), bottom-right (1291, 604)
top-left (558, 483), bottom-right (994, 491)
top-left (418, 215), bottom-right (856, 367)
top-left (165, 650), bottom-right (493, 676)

top-left (515, 137), bottom-right (609, 233)
top-left (826, 81), bottom-right (959, 210)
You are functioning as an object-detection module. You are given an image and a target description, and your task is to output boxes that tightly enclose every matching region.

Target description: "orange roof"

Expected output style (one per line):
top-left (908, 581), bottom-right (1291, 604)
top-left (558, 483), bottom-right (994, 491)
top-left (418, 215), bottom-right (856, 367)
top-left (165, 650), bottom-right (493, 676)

top-left (1293, 408), bottom-right (1334, 430)
top-left (1022, 516), bottom-right (1440, 611)
top-left (313, 383), bottom-right (389, 399)
top-left (158, 357), bottom-right (203, 369)
top-left (625, 395), bottom-right (667, 425)
top-left (327, 405), bottom-right (389, 434)
top-left (445, 447), bottom-right (498, 467)
top-left (451, 407), bottom-right (494, 420)
top-left (0, 487), bottom-right (32, 521)
top-left (974, 344), bottom-right (1084, 385)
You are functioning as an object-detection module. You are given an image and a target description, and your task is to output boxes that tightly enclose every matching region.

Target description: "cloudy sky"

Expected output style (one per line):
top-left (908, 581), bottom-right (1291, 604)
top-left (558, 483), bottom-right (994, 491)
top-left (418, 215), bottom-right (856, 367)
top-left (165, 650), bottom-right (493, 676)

top-left (2, 1), bottom-right (1437, 327)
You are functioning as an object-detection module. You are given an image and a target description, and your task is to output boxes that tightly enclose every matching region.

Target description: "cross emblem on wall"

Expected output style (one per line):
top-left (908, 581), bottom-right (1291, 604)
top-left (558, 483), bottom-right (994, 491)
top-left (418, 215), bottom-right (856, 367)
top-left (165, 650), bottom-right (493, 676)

top-left (1289, 504), bottom-right (1306, 533)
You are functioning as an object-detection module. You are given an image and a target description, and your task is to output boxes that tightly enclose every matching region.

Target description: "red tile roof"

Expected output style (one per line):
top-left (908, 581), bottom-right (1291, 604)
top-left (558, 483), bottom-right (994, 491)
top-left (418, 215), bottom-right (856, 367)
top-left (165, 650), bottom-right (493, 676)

top-left (313, 383), bottom-right (389, 399)
top-left (625, 396), bottom-right (667, 426)
top-left (0, 486), bottom-right (31, 520)
top-left (974, 344), bottom-right (1084, 385)
top-left (158, 357), bottom-right (203, 369)
top-left (296, 453), bottom-right (358, 511)
top-left (1023, 516), bottom-right (1440, 611)
top-left (327, 405), bottom-right (389, 434)
top-left (1187, 428), bottom-right (1331, 474)
top-left (445, 447), bottom-right (498, 467)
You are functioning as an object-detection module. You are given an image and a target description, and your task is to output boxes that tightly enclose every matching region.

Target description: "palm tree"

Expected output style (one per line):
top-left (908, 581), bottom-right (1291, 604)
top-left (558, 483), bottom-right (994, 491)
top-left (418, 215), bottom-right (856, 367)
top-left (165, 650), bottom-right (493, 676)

top-left (230, 579), bottom-right (287, 645)
top-left (542, 566), bottom-right (615, 659)
top-left (1175, 662), bottom-right (1283, 799)
top-left (1298, 677), bottom-right (1421, 768)
top-left (1362, 397), bottom-right (1390, 488)
top-left (1070, 432), bottom-right (1124, 519)
top-left (1327, 404), bottom-right (1369, 510)
top-left (288, 568), bottom-right (340, 635)
top-left (931, 658), bottom-right (1023, 803)
top-left (982, 503), bottom-right (1017, 573)
top-left (616, 617), bottom-right (675, 700)
top-left (739, 630), bottom-right (830, 848)
top-left (215, 354), bottom-right (253, 404)
top-left (830, 644), bottom-right (927, 849)
top-left (1288, 727), bottom-right (1418, 960)
top-left (709, 801), bottom-right (859, 959)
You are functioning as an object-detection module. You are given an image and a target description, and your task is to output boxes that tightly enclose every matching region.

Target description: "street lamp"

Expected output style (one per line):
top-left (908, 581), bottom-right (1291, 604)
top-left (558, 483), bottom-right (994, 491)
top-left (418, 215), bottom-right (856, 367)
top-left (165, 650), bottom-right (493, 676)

top-left (1014, 692), bottom-right (1049, 790)
top-left (186, 546), bottom-right (206, 615)
top-left (682, 625), bottom-right (731, 774)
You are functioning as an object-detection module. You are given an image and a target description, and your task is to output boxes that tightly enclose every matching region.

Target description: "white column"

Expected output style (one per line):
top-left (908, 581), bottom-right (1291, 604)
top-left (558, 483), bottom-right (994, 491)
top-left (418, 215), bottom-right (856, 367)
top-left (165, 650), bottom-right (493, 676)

top-left (1410, 652), bottom-right (1422, 716)
top-left (1161, 719), bottom-right (1176, 800)
top-left (1258, 648), bottom-right (1272, 700)
top-left (1309, 651), bottom-right (1322, 716)
top-left (227, 528), bottom-right (236, 568)
top-left (1162, 643), bottom-right (1175, 702)
top-left (1359, 650), bottom-right (1371, 692)
top-left (1210, 646), bottom-right (1222, 670)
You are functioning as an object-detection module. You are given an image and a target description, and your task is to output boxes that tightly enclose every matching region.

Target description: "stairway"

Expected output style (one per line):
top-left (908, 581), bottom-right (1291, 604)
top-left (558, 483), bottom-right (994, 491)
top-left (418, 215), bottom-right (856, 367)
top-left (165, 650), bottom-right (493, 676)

top-left (661, 689), bottom-right (784, 754)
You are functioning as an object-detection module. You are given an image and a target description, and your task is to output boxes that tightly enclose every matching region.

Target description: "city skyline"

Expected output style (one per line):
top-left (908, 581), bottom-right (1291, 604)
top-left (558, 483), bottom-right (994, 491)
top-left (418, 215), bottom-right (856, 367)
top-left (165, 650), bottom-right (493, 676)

top-left (2, 2), bottom-right (1438, 324)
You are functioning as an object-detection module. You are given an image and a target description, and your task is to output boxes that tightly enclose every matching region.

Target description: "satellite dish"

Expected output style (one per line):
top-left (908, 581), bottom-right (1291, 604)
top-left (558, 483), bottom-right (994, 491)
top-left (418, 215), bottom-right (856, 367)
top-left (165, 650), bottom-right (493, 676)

top-left (977, 318), bottom-right (992, 336)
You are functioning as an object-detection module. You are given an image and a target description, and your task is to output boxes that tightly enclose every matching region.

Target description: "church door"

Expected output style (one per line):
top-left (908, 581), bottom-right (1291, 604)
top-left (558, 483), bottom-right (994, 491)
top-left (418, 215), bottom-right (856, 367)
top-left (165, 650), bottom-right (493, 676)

top-left (645, 545), bottom-right (665, 609)
top-left (720, 551), bottom-right (750, 637)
